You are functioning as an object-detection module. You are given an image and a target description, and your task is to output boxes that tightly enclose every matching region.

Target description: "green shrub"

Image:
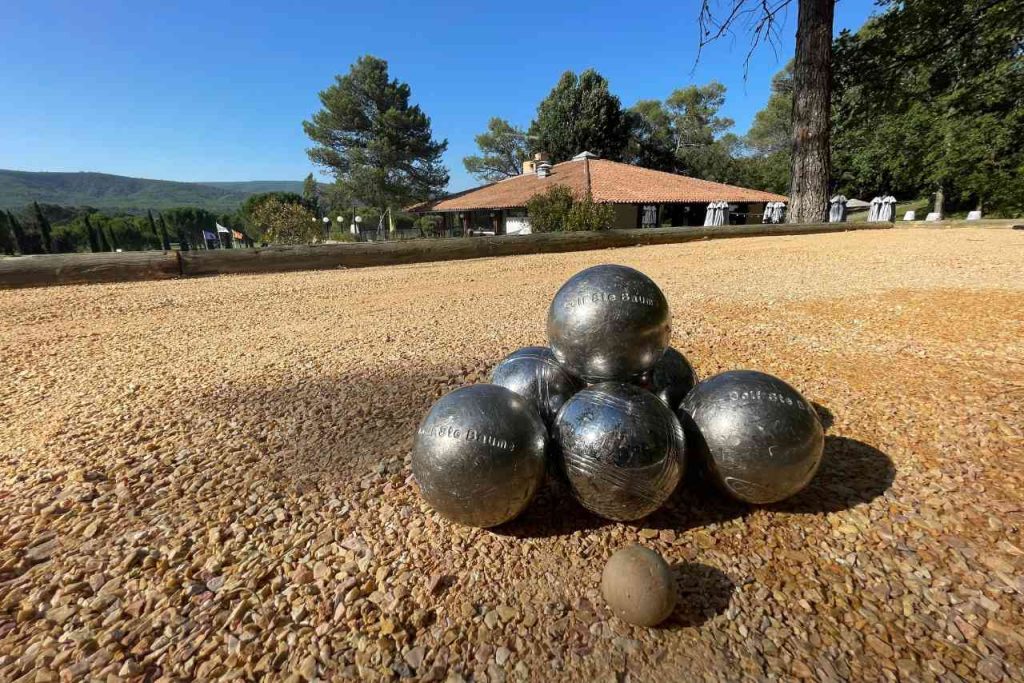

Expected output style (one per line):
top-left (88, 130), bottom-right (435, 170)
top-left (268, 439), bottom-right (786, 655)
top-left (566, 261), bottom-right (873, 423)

top-left (526, 186), bottom-right (576, 233)
top-left (527, 185), bottom-right (613, 232)
top-left (564, 195), bottom-right (614, 231)
top-left (414, 215), bottom-right (441, 235)
top-left (252, 198), bottom-right (319, 245)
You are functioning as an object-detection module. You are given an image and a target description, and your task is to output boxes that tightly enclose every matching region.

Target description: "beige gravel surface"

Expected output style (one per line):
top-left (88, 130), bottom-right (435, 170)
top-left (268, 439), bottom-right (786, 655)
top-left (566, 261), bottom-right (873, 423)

top-left (1, 227), bottom-right (1023, 682)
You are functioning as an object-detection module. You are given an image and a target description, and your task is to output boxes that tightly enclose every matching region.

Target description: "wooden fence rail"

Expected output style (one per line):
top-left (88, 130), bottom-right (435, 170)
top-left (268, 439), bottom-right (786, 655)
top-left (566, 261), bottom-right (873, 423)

top-left (0, 219), bottom-right (1018, 290)
top-left (0, 251), bottom-right (181, 289)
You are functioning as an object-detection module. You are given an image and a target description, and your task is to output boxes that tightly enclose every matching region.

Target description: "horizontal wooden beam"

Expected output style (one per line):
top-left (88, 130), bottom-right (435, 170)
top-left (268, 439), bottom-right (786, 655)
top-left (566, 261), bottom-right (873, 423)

top-left (179, 222), bottom-right (899, 279)
top-left (0, 219), bottom-right (1018, 289)
top-left (0, 251), bottom-right (181, 289)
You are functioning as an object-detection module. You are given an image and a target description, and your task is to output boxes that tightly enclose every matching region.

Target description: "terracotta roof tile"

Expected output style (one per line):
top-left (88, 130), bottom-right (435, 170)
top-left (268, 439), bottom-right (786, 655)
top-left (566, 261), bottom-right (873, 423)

top-left (589, 159), bottom-right (787, 204)
top-left (411, 158), bottom-right (786, 212)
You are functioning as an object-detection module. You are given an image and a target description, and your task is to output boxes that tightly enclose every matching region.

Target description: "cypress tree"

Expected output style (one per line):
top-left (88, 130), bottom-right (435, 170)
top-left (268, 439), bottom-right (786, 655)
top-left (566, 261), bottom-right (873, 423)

top-left (0, 212), bottom-right (15, 255)
top-left (97, 222), bottom-right (111, 252)
top-left (32, 202), bottom-right (53, 253)
top-left (157, 213), bottom-right (171, 251)
top-left (84, 214), bottom-right (101, 253)
top-left (178, 228), bottom-right (190, 251)
top-left (7, 211), bottom-right (28, 254)
top-left (146, 210), bottom-right (160, 249)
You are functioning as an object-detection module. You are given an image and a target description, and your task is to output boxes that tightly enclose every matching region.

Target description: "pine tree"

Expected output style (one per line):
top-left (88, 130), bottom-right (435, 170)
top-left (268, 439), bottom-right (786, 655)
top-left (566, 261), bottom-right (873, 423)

top-left (7, 211), bottom-right (28, 254)
top-left (696, 0), bottom-right (834, 223)
top-left (304, 55), bottom-right (449, 212)
top-left (83, 215), bottom-right (101, 253)
top-left (32, 202), bottom-right (53, 253)
top-left (463, 118), bottom-right (529, 181)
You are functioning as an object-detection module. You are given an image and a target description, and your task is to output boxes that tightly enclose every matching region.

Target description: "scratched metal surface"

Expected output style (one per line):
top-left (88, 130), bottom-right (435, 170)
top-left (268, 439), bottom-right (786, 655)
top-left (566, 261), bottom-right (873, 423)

top-left (555, 382), bottom-right (686, 521)
top-left (547, 264), bottom-right (672, 383)
top-left (412, 384), bottom-right (548, 528)
top-left (680, 370), bottom-right (824, 504)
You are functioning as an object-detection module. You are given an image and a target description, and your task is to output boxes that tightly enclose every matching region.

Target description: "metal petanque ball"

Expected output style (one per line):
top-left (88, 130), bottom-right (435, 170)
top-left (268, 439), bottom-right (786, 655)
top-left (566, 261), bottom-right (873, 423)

top-left (413, 384), bottom-right (548, 528)
top-left (555, 382), bottom-right (685, 521)
top-left (489, 346), bottom-right (581, 426)
top-left (679, 370), bottom-right (824, 504)
top-left (639, 347), bottom-right (698, 411)
top-left (547, 264), bottom-right (672, 383)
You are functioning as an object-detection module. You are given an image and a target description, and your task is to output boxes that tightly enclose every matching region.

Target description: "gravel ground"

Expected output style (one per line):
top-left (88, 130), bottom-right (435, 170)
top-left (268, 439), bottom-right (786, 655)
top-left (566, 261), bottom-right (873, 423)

top-left (1, 227), bottom-right (1022, 682)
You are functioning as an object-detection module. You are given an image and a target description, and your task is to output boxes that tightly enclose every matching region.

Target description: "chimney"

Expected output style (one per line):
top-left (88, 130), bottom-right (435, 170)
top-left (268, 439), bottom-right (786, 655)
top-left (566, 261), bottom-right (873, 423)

top-left (536, 161), bottom-right (552, 178)
top-left (523, 153), bottom-right (548, 176)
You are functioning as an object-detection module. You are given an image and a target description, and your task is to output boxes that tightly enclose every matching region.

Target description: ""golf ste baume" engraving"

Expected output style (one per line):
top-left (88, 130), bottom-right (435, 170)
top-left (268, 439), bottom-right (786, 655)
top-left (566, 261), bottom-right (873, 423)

top-left (419, 423), bottom-right (517, 452)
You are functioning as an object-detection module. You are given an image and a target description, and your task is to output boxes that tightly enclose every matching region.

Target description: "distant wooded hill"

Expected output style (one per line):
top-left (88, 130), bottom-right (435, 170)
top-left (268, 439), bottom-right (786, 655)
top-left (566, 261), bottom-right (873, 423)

top-left (0, 170), bottom-right (305, 213)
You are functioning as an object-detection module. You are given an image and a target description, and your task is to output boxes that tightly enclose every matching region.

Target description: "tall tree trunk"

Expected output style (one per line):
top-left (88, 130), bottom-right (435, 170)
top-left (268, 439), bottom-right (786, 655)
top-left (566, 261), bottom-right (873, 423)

top-left (788, 0), bottom-right (834, 224)
top-left (934, 186), bottom-right (945, 218)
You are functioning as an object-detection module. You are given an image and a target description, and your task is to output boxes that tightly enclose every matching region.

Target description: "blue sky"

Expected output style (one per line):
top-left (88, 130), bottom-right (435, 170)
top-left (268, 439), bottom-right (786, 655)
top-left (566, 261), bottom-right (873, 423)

top-left (0, 0), bottom-right (879, 192)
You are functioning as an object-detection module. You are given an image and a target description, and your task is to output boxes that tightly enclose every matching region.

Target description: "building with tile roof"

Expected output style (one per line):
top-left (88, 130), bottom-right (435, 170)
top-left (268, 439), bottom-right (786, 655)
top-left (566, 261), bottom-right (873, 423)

top-left (410, 152), bottom-right (787, 235)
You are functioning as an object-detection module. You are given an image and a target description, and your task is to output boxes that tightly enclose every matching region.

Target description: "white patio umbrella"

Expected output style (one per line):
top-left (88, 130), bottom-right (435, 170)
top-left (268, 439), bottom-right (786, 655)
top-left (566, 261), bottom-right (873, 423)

top-left (881, 195), bottom-right (897, 222)
top-left (868, 196), bottom-right (881, 222)
top-left (718, 201), bottom-right (730, 226)
top-left (703, 203), bottom-right (716, 226)
top-left (705, 201), bottom-right (728, 226)
top-left (708, 200), bottom-right (724, 227)
top-left (829, 195), bottom-right (848, 223)
top-left (772, 202), bottom-right (786, 224)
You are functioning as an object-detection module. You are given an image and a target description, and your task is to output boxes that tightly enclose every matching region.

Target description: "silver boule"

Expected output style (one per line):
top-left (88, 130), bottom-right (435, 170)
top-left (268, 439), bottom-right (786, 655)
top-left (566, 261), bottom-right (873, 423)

top-left (639, 347), bottom-right (698, 410)
top-left (547, 264), bottom-right (671, 382)
top-left (679, 370), bottom-right (824, 504)
top-left (489, 346), bottom-right (581, 426)
top-left (413, 384), bottom-right (547, 527)
top-left (555, 382), bottom-right (685, 521)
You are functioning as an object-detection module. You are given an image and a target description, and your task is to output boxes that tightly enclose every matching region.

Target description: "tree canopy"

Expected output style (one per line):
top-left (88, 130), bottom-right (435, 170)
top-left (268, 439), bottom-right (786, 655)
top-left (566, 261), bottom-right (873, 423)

top-left (626, 100), bottom-right (678, 172)
top-left (832, 0), bottom-right (1024, 215)
top-left (304, 55), bottom-right (449, 211)
top-left (529, 70), bottom-right (630, 162)
top-left (621, 82), bottom-right (744, 184)
top-left (463, 118), bottom-right (529, 182)
top-left (739, 62), bottom-right (793, 195)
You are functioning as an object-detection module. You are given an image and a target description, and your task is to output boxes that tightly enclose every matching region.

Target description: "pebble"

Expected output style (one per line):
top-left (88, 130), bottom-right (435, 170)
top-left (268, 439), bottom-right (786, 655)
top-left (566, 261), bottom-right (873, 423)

top-left (404, 646), bottom-right (425, 670)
